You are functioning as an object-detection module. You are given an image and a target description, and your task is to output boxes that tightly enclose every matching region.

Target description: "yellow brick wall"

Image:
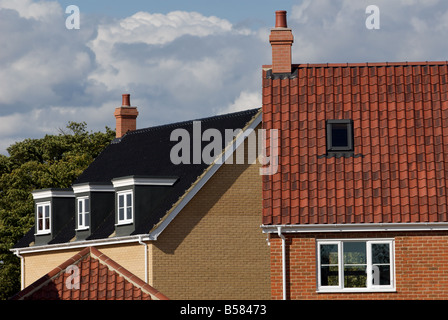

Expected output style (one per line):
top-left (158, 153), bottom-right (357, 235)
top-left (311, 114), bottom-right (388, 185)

top-left (151, 126), bottom-right (271, 299)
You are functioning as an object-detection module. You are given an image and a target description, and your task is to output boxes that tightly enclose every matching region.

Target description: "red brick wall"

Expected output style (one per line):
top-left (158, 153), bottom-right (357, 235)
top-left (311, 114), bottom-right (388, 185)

top-left (270, 231), bottom-right (448, 300)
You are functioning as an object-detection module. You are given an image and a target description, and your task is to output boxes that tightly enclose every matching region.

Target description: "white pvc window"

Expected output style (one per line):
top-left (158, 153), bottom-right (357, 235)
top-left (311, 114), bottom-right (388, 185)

top-left (317, 239), bottom-right (395, 292)
top-left (117, 190), bottom-right (133, 224)
top-left (36, 202), bottom-right (51, 234)
top-left (77, 197), bottom-right (90, 229)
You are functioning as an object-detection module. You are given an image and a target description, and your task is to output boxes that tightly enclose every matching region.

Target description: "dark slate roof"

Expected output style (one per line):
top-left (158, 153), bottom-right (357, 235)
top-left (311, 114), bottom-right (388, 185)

top-left (14, 108), bottom-right (260, 248)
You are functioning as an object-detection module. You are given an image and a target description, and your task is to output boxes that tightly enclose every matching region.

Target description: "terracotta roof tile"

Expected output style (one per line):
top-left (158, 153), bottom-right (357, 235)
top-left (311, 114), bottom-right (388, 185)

top-left (10, 247), bottom-right (169, 300)
top-left (263, 61), bottom-right (448, 225)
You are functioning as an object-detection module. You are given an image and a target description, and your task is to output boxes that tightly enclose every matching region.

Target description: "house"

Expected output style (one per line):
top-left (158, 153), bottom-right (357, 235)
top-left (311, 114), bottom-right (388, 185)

top-left (262, 11), bottom-right (448, 299)
top-left (11, 94), bottom-right (271, 300)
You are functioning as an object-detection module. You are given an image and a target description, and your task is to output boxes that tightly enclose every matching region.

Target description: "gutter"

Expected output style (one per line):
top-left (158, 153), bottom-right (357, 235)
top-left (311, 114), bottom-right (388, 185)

top-left (10, 234), bottom-right (152, 255)
top-left (277, 226), bottom-right (287, 300)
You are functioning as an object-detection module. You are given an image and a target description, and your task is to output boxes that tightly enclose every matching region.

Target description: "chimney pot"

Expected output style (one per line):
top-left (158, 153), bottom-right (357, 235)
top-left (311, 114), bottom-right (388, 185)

top-left (114, 94), bottom-right (138, 138)
top-left (275, 10), bottom-right (287, 28)
top-left (269, 10), bottom-right (294, 74)
top-left (122, 94), bottom-right (130, 106)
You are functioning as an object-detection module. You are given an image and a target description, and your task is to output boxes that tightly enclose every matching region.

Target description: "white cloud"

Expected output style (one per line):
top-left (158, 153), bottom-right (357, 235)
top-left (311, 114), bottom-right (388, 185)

top-left (221, 91), bottom-right (261, 114)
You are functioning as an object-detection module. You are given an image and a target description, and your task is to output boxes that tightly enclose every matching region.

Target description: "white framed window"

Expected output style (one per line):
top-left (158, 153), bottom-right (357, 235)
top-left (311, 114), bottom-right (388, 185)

top-left (77, 197), bottom-right (90, 229)
top-left (317, 239), bottom-right (395, 292)
top-left (36, 202), bottom-right (51, 234)
top-left (117, 190), bottom-right (133, 225)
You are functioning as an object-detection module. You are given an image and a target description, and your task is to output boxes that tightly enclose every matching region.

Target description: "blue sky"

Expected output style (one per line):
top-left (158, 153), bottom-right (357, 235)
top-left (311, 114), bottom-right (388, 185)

top-left (1, 0), bottom-right (448, 154)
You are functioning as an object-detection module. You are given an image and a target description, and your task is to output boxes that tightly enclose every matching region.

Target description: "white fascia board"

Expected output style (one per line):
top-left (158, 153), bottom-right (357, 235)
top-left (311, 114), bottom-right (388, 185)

top-left (261, 222), bottom-right (448, 234)
top-left (112, 177), bottom-right (178, 188)
top-left (148, 111), bottom-right (262, 240)
top-left (72, 184), bottom-right (115, 194)
top-left (32, 190), bottom-right (75, 200)
top-left (10, 234), bottom-right (151, 255)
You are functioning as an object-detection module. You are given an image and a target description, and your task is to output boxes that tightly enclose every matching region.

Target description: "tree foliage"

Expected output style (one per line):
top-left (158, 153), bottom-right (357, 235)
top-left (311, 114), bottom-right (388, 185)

top-left (0, 122), bottom-right (115, 299)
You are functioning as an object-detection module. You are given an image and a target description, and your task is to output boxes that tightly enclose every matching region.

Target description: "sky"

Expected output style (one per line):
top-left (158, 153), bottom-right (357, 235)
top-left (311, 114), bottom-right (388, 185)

top-left (1, 0), bottom-right (448, 154)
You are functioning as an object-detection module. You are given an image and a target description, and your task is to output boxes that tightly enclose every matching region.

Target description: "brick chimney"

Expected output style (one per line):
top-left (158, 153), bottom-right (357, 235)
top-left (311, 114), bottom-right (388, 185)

top-left (114, 94), bottom-right (139, 138)
top-left (269, 10), bottom-right (294, 74)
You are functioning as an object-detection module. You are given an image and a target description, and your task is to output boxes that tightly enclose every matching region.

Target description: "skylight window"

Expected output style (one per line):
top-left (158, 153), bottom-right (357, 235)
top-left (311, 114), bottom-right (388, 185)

top-left (326, 120), bottom-right (354, 153)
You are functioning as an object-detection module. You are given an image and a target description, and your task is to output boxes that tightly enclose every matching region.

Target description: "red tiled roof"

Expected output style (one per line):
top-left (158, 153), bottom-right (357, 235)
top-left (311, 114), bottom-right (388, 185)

top-left (10, 247), bottom-right (169, 300)
top-left (262, 61), bottom-right (448, 225)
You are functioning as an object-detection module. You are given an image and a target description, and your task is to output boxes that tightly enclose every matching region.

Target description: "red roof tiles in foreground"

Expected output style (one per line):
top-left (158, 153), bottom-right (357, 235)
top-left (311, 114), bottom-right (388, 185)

top-left (262, 61), bottom-right (448, 226)
top-left (10, 246), bottom-right (169, 300)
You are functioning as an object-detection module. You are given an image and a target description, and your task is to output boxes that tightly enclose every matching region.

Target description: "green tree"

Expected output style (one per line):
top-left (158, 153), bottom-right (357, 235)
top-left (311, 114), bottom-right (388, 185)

top-left (0, 122), bottom-right (115, 299)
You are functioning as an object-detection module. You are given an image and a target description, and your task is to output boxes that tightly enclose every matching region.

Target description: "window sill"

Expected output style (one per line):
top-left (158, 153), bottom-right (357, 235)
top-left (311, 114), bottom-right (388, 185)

top-left (35, 231), bottom-right (51, 236)
top-left (317, 288), bottom-right (396, 293)
top-left (75, 227), bottom-right (89, 231)
top-left (115, 221), bottom-right (133, 226)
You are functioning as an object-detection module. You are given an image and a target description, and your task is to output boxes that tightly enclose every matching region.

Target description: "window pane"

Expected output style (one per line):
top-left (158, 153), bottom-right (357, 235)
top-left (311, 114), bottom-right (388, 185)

top-left (343, 242), bottom-right (366, 264)
top-left (78, 213), bottom-right (83, 226)
top-left (126, 207), bottom-right (132, 220)
top-left (44, 205), bottom-right (50, 218)
top-left (45, 217), bottom-right (50, 230)
top-left (331, 123), bottom-right (348, 147)
top-left (344, 265), bottom-right (367, 288)
top-left (85, 198), bottom-right (90, 212)
top-left (119, 195), bottom-right (124, 208)
top-left (372, 243), bottom-right (390, 264)
top-left (85, 213), bottom-right (90, 227)
top-left (78, 200), bottom-right (83, 214)
top-left (126, 193), bottom-right (132, 206)
top-left (320, 244), bottom-right (338, 264)
top-left (119, 208), bottom-right (124, 221)
top-left (372, 265), bottom-right (391, 286)
top-left (38, 206), bottom-right (43, 219)
top-left (321, 266), bottom-right (339, 286)
top-left (38, 217), bottom-right (43, 231)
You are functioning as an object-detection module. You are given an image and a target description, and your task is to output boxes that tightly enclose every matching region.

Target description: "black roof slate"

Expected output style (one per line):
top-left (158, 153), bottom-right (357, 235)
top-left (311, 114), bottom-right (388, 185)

top-left (14, 108), bottom-right (260, 248)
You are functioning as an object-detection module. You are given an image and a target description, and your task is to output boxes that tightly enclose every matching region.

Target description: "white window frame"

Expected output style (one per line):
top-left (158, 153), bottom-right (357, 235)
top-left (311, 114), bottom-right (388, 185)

top-left (76, 197), bottom-right (90, 230)
top-left (36, 202), bottom-right (51, 235)
top-left (316, 239), bottom-right (395, 293)
top-left (117, 190), bottom-right (133, 225)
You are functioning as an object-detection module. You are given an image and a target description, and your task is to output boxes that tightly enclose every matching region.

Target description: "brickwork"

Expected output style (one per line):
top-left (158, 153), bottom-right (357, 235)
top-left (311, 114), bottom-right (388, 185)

top-left (150, 132), bottom-right (271, 300)
top-left (270, 231), bottom-right (448, 300)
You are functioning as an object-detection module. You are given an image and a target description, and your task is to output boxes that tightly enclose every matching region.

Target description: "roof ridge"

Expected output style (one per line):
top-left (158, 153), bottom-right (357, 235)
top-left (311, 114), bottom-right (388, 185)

top-left (292, 61), bottom-right (448, 68)
top-left (124, 107), bottom-right (261, 136)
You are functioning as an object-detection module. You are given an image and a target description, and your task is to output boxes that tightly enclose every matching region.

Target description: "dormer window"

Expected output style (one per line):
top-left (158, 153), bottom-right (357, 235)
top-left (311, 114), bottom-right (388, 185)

top-left (77, 197), bottom-right (90, 229)
top-left (36, 202), bottom-right (51, 234)
top-left (327, 120), bottom-right (354, 153)
top-left (117, 190), bottom-right (133, 225)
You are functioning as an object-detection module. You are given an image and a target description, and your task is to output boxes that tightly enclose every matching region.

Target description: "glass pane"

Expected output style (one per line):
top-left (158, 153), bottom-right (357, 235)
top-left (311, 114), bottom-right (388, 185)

top-left (320, 244), bottom-right (338, 264)
top-left (372, 265), bottom-right (391, 286)
top-left (344, 265), bottom-right (367, 288)
top-left (38, 217), bottom-right (43, 231)
top-left (119, 208), bottom-right (124, 221)
top-left (45, 217), bottom-right (50, 230)
top-left (85, 198), bottom-right (90, 212)
top-left (126, 207), bottom-right (132, 220)
top-left (44, 205), bottom-right (50, 218)
top-left (85, 213), bottom-right (90, 227)
top-left (78, 213), bottom-right (83, 226)
top-left (331, 123), bottom-right (348, 147)
top-left (343, 242), bottom-right (366, 264)
top-left (118, 195), bottom-right (124, 208)
top-left (78, 200), bottom-right (83, 214)
top-left (126, 193), bottom-right (132, 206)
top-left (37, 206), bottom-right (43, 219)
top-left (372, 243), bottom-right (390, 264)
top-left (320, 265), bottom-right (339, 286)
